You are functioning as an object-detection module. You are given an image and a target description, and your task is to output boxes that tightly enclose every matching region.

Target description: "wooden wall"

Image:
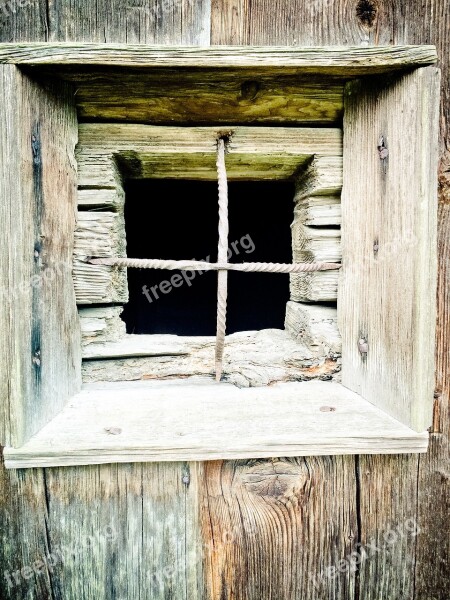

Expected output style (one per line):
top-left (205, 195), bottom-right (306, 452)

top-left (0, 1), bottom-right (448, 599)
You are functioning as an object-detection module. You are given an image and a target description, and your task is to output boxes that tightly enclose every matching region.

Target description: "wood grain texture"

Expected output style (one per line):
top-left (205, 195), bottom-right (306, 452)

top-left (285, 301), bottom-right (341, 355)
top-left (73, 211), bottom-right (128, 304)
top-left (67, 71), bottom-right (344, 126)
top-left (0, 0), bottom-right (211, 45)
top-left (4, 380), bottom-right (428, 468)
top-left (0, 65), bottom-right (81, 447)
top-left (77, 124), bottom-right (342, 182)
top-left (200, 456), bottom-right (358, 599)
top-left (294, 196), bottom-right (341, 227)
top-left (0, 42), bottom-right (437, 73)
top-left (79, 306), bottom-right (126, 346)
top-left (339, 67), bottom-right (440, 432)
top-left (81, 330), bottom-right (340, 388)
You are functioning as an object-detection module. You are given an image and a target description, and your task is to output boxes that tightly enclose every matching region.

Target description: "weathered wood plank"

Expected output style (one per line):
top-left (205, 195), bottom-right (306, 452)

top-left (81, 330), bottom-right (339, 387)
top-left (0, 457), bottom-right (55, 599)
top-left (200, 456), bottom-right (358, 599)
top-left (285, 301), bottom-right (341, 356)
top-left (141, 462), bottom-right (204, 599)
top-left (46, 0), bottom-right (211, 46)
top-left (0, 43), bottom-right (437, 74)
top-left (79, 306), bottom-right (126, 346)
top-left (294, 196), bottom-right (341, 227)
top-left (290, 271), bottom-right (338, 303)
top-left (0, 65), bottom-right (81, 447)
top-left (77, 124), bottom-right (342, 182)
top-left (73, 211), bottom-right (128, 305)
top-left (339, 67), bottom-right (440, 432)
top-left (414, 201), bottom-right (450, 598)
top-left (357, 454), bottom-right (422, 600)
top-left (78, 188), bottom-right (124, 210)
top-left (69, 72), bottom-right (343, 125)
top-left (294, 156), bottom-right (343, 199)
top-left (4, 380), bottom-right (429, 468)
top-left (43, 464), bottom-right (142, 599)
top-left (291, 223), bottom-right (341, 263)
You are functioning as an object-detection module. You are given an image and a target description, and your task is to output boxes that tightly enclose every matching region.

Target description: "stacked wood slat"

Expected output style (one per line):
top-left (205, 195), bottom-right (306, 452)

top-left (290, 155), bottom-right (342, 303)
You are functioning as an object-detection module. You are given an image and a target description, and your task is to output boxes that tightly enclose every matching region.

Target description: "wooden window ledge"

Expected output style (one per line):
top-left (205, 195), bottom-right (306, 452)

top-left (4, 380), bottom-right (428, 469)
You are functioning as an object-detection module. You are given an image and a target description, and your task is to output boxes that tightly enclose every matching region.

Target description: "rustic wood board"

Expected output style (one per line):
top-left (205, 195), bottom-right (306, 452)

top-left (0, 65), bottom-right (81, 447)
top-left (72, 73), bottom-right (343, 125)
top-left (339, 67), bottom-right (440, 432)
top-left (0, 43), bottom-right (437, 75)
top-left (73, 211), bottom-right (128, 304)
top-left (200, 455), bottom-right (357, 598)
top-left (4, 380), bottom-right (428, 468)
top-left (77, 124), bottom-right (342, 183)
top-left (81, 330), bottom-right (340, 388)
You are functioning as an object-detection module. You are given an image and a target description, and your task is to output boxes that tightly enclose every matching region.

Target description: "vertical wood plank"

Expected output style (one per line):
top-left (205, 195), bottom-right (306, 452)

top-left (0, 456), bottom-right (54, 600)
top-left (141, 462), bottom-right (204, 600)
top-left (357, 454), bottom-right (421, 600)
top-left (46, 0), bottom-right (211, 45)
top-left (0, 66), bottom-right (81, 446)
top-left (43, 464), bottom-right (142, 599)
top-left (201, 457), bottom-right (357, 600)
top-left (339, 67), bottom-right (440, 432)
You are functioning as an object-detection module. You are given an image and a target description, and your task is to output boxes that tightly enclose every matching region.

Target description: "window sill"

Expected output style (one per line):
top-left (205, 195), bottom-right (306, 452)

top-left (4, 379), bottom-right (428, 469)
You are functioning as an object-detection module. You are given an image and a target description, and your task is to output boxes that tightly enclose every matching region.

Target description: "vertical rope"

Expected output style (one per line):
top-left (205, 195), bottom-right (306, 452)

top-left (215, 137), bottom-right (229, 381)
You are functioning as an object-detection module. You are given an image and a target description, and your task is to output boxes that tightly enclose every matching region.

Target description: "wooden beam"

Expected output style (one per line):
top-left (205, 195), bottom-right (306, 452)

top-left (294, 156), bottom-right (343, 199)
top-left (285, 301), bottom-right (341, 355)
top-left (69, 71), bottom-right (344, 125)
top-left (78, 188), bottom-right (125, 210)
top-left (291, 223), bottom-right (341, 263)
top-left (0, 65), bottom-right (81, 447)
top-left (73, 211), bottom-right (128, 305)
top-left (79, 306), bottom-right (126, 346)
top-left (3, 380), bottom-right (429, 468)
top-left (81, 330), bottom-right (339, 388)
top-left (339, 67), bottom-right (440, 432)
top-left (290, 271), bottom-right (338, 302)
top-left (294, 196), bottom-right (341, 227)
top-left (77, 124), bottom-right (342, 182)
top-left (0, 44), bottom-right (437, 75)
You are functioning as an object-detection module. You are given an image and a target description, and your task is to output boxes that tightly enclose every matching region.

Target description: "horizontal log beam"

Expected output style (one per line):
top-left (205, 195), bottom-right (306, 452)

top-left (0, 44), bottom-right (437, 76)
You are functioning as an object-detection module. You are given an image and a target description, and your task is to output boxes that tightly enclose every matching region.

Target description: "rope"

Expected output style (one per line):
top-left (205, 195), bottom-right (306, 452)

top-left (88, 257), bottom-right (341, 273)
top-left (215, 138), bottom-right (229, 382)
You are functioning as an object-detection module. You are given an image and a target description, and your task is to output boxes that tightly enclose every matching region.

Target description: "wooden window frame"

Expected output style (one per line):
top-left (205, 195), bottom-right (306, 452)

top-left (0, 44), bottom-right (440, 468)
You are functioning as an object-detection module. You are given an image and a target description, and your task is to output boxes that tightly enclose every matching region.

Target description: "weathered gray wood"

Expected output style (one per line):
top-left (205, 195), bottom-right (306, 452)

top-left (0, 65), bottom-right (81, 447)
top-left (294, 156), bottom-right (343, 199)
top-left (78, 188), bottom-right (124, 210)
top-left (4, 380), bottom-right (429, 468)
top-left (285, 301), bottom-right (341, 356)
top-left (82, 330), bottom-right (339, 388)
top-left (46, 0), bottom-right (211, 45)
top-left (291, 223), bottom-right (341, 263)
top-left (290, 271), bottom-right (338, 302)
top-left (79, 307), bottom-right (126, 345)
top-left (294, 196), bottom-right (341, 227)
top-left (0, 43), bottom-right (437, 74)
top-left (73, 211), bottom-right (128, 305)
top-left (339, 67), bottom-right (440, 432)
top-left (77, 124), bottom-right (342, 182)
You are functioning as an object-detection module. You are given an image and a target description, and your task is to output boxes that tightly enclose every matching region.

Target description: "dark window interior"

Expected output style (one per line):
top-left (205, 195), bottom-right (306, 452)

top-left (121, 180), bottom-right (294, 336)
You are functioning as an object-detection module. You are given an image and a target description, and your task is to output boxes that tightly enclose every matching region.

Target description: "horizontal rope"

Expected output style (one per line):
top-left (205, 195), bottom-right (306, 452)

top-left (88, 257), bottom-right (341, 273)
